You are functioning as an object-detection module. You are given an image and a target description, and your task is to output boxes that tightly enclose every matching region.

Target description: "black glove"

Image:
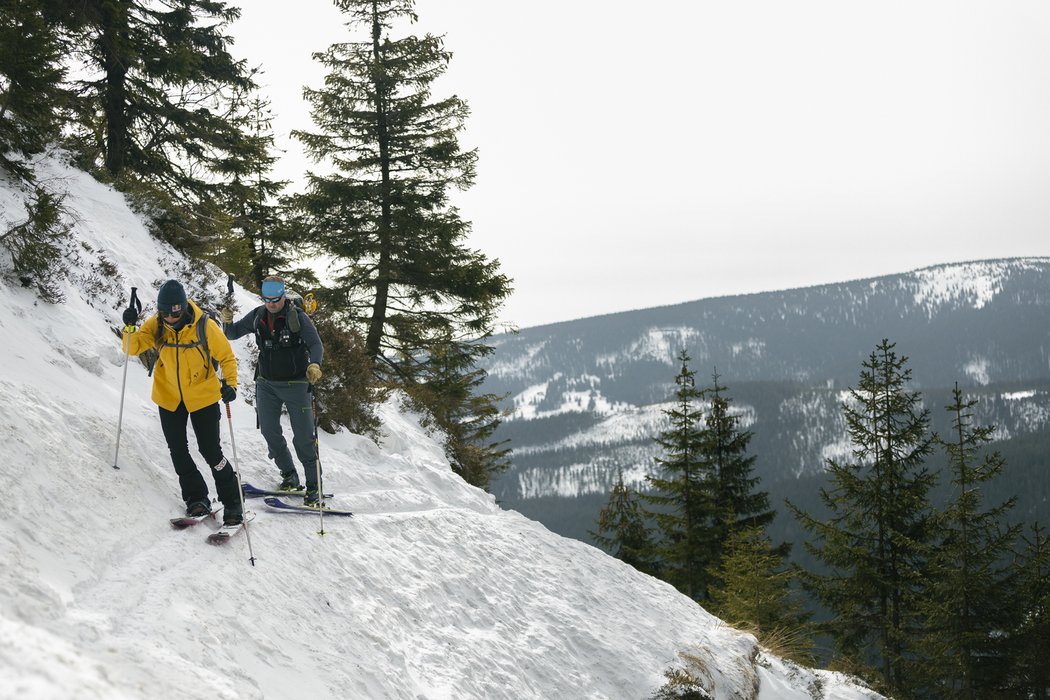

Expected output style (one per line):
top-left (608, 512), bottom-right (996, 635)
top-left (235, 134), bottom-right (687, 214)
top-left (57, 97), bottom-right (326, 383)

top-left (220, 381), bottom-right (237, 404)
top-left (122, 307), bottom-right (139, 326)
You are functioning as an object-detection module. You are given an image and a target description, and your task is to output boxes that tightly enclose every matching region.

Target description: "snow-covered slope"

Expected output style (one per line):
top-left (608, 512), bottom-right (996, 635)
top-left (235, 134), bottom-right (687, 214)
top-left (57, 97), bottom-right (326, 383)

top-left (0, 153), bottom-right (882, 699)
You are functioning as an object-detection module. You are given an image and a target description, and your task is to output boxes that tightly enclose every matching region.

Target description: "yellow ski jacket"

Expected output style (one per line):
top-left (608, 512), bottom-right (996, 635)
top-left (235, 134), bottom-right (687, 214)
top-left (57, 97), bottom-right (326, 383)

top-left (122, 300), bottom-right (238, 413)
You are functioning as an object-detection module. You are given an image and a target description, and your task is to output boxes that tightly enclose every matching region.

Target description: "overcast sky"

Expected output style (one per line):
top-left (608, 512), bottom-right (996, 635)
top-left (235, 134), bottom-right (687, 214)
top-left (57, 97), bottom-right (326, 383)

top-left (229, 1), bottom-right (1050, 329)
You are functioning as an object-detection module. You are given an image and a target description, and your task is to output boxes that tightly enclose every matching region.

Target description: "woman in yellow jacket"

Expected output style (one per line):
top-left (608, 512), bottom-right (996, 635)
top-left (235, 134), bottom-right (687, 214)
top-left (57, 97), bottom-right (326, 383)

top-left (121, 280), bottom-right (243, 525)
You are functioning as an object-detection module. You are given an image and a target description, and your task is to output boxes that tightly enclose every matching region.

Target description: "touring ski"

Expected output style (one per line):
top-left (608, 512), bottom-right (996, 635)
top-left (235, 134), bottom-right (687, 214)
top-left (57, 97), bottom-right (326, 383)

top-left (263, 496), bottom-right (353, 517)
top-left (206, 523), bottom-right (244, 545)
top-left (242, 482), bottom-right (333, 499)
top-left (170, 509), bottom-right (218, 530)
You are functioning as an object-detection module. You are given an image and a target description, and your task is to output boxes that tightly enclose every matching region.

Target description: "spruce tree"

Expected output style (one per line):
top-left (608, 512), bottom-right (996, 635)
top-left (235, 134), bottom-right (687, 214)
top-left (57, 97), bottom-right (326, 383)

top-left (406, 336), bottom-right (510, 490)
top-left (700, 372), bottom-right (775, 567)
top-left (209, 91), bottom-right (291, 288)
top-left (60, 0), bottom-right (259, 203)
top-left (292, 0), bottom-right (510, 369)
top-left (0, 0), bottom-right (69, 179)
top-left (291, 0), bottom-right (511, 488)
top-left (590, 470), bottom-right (656, 574)
top-left (0, 185), bottom-right (73, 300)
top-left (644, 351), bottom-right (712, 600)
top-left (919, 384), bottom-right (1020, 698)
top-left (309, 314), bottom-right (385, 444)
top-left (1007, 523), bottom-right (1050, 698)
top-left (709, 525), bottom-right (813, 662)
top-left (790, 339), bottom-right (935, 695)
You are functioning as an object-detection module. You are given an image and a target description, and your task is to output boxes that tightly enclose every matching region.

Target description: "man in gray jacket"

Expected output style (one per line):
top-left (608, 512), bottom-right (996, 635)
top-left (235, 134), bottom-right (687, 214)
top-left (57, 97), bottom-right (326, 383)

top-left (221, 276), bottom-right (326, 505)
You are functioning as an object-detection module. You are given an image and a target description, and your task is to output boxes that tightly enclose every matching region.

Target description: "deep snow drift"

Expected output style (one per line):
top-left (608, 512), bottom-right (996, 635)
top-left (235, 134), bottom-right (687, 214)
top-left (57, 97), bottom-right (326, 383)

top-left (0, 153), bottom-right (883, 699)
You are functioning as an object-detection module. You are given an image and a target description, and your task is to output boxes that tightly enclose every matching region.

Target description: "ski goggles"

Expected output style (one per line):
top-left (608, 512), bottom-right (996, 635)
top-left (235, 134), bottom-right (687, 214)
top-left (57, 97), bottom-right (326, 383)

top-left (260, 280), bottom-right (285, 303)
top-left (160, 303), bottom-right (184, 318)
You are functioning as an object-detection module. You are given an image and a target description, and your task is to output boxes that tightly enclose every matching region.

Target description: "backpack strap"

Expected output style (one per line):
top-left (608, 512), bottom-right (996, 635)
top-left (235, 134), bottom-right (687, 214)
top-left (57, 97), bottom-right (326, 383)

top-left (152, 313), bottom-right (217, 378)
top-left (197, 314), bottom-right (218, 375)
top-left (287, 306), bottom-right (301, 333)
top-left (253, 304), bottom-right (300, 335)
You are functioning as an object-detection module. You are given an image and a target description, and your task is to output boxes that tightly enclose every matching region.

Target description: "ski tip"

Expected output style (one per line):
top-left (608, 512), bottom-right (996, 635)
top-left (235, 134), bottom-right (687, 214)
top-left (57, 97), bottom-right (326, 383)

top-left (262, 496), bottom-right (353, 516)
top-left (206, 525), bottom-right (242, 545)
top-left (170, 509), bottom-right (219, 529)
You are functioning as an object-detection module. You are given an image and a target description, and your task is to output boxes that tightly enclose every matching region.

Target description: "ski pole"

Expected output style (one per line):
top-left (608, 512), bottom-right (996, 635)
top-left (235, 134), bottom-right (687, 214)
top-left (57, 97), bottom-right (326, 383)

top-left (310, 384), bottom-right (325, 536)
top-left (226, 273), bottom-right (235, 307)
top-left (219, 273), bottom-right (257, 563)
top-left (223, 390), bottom-right (256, 567)
top-left (113, 287), bottom-right (142, 470)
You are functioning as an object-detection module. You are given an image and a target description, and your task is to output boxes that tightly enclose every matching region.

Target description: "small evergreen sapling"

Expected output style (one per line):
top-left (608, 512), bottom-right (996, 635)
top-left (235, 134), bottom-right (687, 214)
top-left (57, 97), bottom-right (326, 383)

top-left (590, 470), bottom-right (656, 575)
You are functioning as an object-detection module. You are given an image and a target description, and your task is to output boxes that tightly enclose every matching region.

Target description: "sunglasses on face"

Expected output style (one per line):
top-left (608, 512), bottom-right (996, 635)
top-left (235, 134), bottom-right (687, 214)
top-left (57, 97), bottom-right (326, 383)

top-left (260, 279), bottom-right (286, 303)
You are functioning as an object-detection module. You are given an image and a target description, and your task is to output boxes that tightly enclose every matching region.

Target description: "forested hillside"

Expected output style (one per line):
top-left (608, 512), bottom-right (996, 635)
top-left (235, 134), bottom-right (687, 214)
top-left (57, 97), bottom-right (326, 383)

top-left (483, 258), bottom-right (1050, 539)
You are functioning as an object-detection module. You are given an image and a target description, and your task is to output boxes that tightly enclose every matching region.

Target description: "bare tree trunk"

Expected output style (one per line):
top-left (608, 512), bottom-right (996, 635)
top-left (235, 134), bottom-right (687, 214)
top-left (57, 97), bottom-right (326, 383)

top-left (101, 2), bottom-right (128, 175)
top-left (365, 0), bottom-right (391, 359)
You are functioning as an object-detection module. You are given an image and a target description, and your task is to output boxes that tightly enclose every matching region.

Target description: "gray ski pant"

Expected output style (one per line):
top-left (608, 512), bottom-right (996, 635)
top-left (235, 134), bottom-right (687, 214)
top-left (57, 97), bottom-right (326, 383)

top-left (255, 377), bottom-right (319, 490)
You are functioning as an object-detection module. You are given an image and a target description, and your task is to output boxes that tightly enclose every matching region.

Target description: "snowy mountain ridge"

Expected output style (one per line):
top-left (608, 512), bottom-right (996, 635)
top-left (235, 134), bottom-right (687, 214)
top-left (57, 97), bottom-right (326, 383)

top-left (0, 153), bottom-right (884, 698)
top-left (481, 255), bottom-right (1050, 547)
top-left (489, 256), bottom-right (1050, 386)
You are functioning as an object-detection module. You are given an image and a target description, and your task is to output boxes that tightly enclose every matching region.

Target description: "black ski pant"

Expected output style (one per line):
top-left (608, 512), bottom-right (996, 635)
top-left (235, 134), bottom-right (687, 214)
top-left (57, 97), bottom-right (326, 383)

top-left (159, 401), bottom-right (240, 512)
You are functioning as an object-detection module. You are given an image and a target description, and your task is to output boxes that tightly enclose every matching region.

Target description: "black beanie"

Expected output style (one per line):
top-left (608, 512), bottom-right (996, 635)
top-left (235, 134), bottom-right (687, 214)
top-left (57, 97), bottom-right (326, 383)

top-left (157, 279), bottom-right (187, 315)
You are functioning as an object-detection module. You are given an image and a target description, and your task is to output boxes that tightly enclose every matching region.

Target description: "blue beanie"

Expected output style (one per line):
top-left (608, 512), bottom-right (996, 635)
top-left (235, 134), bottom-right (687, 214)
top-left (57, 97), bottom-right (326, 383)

top-left (157, 279), bottom-right (187, 315)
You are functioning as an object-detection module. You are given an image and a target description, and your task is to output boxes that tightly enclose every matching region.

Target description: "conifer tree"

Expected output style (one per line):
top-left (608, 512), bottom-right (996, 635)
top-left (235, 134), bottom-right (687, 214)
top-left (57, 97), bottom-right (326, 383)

top-left (790, 339), bottom-right (935, 695)
top-left (700, 372), bottom-right (775, 567)
top-left (59, 0), bottom-right (259, 204)
top-left (0, 185), bottom-right (73, 300)
top-left (405, 336), bottom-right (510, 490)
top-left (291, 0), bottom-right (511, 488)
top-left (1007, 523), bottom-right (1050, 698)
top-left (292, 0), bottom-right (510, 370)
top-left (919, 384), bottom-right (1020, 698)
top-left (209, 91), bottom-right (291, 287)
top-left (709, 525), bottom-right (813, 663)
top-left (309, 313), bottom-right (385, 444)
top-left (0, 0), bottom-right (69, 179)
top-left (645, 351), bottom-right (712, 600)
top-left (591, 470), bottom-right (656, 574)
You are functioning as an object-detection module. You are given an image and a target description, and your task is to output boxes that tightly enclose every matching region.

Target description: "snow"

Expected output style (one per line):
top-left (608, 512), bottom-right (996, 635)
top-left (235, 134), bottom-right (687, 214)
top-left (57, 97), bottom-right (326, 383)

top-left (597, 326), bottom-right (703, 367)
top-left (731, 338), bottom-right (767, 359)
top-left (909, 258), bottom-right (1044, 313)
top-left (964, 356), bottom-right (991, 385)
top-left (509, 374), bottom-right (633, 421)
top-left (911, 262), bottom-right (1004, 311)
top-left (486, 341), bottom-right (548, 380)
top-left (0, 152), bottom-right (884, 699)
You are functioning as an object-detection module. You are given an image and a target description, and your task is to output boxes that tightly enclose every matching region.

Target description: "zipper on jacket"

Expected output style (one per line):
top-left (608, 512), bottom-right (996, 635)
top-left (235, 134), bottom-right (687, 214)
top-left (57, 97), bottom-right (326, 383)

top-left (173, 324), bottom-right (185, 405)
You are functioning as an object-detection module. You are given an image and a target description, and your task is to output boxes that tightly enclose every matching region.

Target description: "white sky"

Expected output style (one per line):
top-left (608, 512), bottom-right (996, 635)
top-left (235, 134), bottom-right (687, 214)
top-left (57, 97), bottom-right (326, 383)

top-left (229, 0), bottom-right (1050, 329)
top-left (0, 154), bottom-right (884, 700)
